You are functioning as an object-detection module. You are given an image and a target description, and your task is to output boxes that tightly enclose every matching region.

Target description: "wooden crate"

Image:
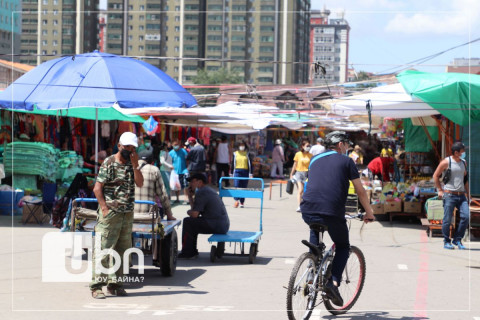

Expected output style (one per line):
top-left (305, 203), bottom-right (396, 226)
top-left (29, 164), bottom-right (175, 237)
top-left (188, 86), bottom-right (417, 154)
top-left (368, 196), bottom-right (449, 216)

top-left (384, 201), bottom-right (402, 213)
top-left (403, 201), bottom-right (422, 214)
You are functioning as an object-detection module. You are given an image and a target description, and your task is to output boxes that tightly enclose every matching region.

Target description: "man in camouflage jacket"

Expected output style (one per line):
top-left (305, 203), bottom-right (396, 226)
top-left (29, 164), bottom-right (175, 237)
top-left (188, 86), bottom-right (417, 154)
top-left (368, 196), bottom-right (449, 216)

top-left (90, 132), bottom-right (144, 299)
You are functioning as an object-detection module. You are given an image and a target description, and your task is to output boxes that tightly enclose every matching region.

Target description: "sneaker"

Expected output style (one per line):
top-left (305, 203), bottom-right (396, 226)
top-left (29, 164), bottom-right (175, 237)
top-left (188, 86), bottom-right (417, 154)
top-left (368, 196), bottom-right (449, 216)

top-left (177, 252), bottom-right (199, 260)
top-left (452, 240), bottom-right (466, 250)
top-left (325, 280), bottom-right (343, 306)
top-left (240, 203), bottom-right (244, 208)
top-left (296, 207), bottom-right (301, 212)
top-left (91, 289), bottom-right (105, 299)
top-left (444, 242), bottom-right (455, 250)
top-left (234, 201), bottom-right (239, 208)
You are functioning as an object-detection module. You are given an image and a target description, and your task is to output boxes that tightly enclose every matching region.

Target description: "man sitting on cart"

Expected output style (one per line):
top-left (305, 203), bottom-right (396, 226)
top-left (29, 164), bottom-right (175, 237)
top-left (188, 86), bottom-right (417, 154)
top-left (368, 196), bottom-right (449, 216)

top-left (135, 149), bottom-right (176, 221)
top-left (178, 173), bottom-right (230, 259)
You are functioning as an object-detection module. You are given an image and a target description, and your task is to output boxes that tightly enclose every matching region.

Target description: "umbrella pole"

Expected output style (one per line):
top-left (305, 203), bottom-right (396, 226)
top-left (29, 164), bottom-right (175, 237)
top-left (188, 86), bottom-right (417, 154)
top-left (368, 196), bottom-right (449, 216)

top-left (95, 109), bottom-right (99, 174)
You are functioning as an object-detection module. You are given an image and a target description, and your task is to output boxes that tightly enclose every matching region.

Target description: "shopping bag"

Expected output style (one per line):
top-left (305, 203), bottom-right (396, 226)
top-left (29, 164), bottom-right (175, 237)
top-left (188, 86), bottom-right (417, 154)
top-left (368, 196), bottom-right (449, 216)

top-left (286, 178), bottom-right (295, 194)
top-left (169, 171), bottom-right (181, 191)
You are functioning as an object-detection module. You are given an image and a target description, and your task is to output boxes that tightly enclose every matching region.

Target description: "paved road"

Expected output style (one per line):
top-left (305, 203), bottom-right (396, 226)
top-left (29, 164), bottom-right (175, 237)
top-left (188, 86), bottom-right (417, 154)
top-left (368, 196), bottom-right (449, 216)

top-left (1, 182), bottom-right (479, 320)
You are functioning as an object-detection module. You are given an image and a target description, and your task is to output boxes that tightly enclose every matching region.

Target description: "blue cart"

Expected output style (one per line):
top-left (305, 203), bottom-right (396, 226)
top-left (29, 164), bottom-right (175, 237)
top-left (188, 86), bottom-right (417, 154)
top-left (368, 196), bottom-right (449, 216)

top-left (71, 198), bottom-right (181, 276)
top-left (208, 177), bottom-right (264, 264)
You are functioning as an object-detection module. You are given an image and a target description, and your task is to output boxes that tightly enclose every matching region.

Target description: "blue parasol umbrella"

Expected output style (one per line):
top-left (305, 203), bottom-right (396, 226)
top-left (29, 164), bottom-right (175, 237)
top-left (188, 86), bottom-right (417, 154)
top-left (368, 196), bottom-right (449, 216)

top-left (0, 50), bottom-right (197, 110)
top-left (0, 50), bottom-right (197, 171)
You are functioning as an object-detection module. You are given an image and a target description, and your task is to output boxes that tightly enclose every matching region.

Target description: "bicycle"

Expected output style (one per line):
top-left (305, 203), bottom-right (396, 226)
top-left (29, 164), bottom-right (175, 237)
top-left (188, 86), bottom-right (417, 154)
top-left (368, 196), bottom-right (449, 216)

top-left (286, 213), bottom-right (367, 319)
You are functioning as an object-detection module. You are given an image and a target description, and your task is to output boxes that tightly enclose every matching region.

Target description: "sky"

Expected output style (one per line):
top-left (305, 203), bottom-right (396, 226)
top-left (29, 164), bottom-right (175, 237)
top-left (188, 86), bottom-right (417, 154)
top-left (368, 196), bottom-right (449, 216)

top-left (311, 0), bottom-right (480, 74)
top-left (99, 0), bottom-right (480, 75)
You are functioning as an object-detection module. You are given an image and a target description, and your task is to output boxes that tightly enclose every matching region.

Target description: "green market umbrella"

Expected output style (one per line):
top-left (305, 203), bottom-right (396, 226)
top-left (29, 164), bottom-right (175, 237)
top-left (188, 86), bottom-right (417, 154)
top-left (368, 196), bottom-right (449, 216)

top-left (397, 70), bottom-right (480, 126)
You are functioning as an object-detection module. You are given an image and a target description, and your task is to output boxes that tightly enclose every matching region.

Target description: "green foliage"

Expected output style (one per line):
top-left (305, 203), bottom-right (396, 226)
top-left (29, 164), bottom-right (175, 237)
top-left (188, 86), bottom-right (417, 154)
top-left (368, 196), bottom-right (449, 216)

top-left (191, 68), bottom-right (243, 106)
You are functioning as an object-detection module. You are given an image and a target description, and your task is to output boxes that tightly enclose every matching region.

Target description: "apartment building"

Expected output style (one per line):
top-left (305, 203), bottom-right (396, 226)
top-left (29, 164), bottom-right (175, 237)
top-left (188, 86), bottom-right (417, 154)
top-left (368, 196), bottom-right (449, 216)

top-left (20, 0), bottom-right (98, 66)
top-left (104, 0), bottom-right (310, 85)
top-left (310, 8), bottom-right (350, 84)
top-left (0, 1), bottom-right (21, 61)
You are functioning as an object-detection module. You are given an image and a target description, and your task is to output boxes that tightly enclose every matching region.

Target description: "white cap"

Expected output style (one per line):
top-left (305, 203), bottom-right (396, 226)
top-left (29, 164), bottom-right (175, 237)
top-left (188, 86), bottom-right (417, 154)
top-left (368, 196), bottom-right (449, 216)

top-left (119, 132), bottom-right (138, 147)
top-left (275, 139), bottom-right (282, 144)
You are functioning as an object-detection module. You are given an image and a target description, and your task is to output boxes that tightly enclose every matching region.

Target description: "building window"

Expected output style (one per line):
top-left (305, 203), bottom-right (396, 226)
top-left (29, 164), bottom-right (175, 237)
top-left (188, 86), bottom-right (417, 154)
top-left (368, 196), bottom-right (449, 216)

top-left (42, 50), bottom-right (47, 55)
top-left (139, 46), bottom-right (144, 51)
top-left (42, 30), bottom-right (48, 35)
top-left (208, 15), bottom-right (222, 21)
top-left (53, 40), bottom-right (57, 46)
top-left (139, 35), bottom-right (143, 41)
top-left (261, 36), bottom-right (273, 42)
top-left (128, 35), bottom-right (133, 40)
top-left (175, 36), bottom-right (180, 41)
top-left (53, 20), bottom-right (58, 25)
top-left (42, 19), bottom-right (47, 25)
top-left (42, 0), bottom-right (48, 4)
top-left (52, 50), bottom-right (57, 55)
top-left (139, 25), bottom-right (144, 30)
top-left (52, 30), bottom-right (58, 36)
top-left (208, 35), bottom-right (222, 41)
top-left (53, 10), bottom-right (58, 15)
top-left (42, 40), bottom-right (47, 45)
top-left (139, 15), bottom-right (144, 21)
top-left (232, 15), bottom-right (245, 21)
top-left (140, 5), bottom-right (144, 10)
top-left (260, 15), bottom-right (274, 22)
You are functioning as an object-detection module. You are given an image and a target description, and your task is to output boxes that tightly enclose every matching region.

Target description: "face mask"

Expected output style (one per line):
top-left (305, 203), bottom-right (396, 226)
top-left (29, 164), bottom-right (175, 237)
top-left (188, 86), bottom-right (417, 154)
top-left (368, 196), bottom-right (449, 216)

top-left (144, 142), bottom-right (151, 148)
top-left (461, 152), bottom-right (466, 159)
top-left (173, 145), bottom-right (179, 150)
top-left (120, 149), bottom-right (131, 161)
top-left (304, 146), bottom-right (311, 152)
top-left (239, 146), bottom-right (245, 151)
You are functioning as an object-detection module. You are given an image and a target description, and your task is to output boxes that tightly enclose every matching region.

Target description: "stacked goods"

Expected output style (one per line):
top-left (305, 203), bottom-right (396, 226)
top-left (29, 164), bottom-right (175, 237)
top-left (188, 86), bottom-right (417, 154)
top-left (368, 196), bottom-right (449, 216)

top-left (57, 151), bottom-right (84, 182)
top-left (4, 142), bottom-right (58, 183)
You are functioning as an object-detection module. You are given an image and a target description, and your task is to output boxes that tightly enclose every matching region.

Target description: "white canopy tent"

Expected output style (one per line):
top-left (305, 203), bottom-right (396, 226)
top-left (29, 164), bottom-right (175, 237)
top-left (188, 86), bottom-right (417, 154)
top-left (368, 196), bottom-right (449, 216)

top-left (328, 83), bottom-right (440, 118)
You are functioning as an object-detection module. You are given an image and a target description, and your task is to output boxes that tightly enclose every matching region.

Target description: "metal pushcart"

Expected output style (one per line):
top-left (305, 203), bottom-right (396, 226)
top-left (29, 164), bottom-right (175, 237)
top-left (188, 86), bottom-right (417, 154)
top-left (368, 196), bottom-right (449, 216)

top-left (208, 177), bottom-right (264, 264)
top-left (70, 198), bottom-right (181, 276)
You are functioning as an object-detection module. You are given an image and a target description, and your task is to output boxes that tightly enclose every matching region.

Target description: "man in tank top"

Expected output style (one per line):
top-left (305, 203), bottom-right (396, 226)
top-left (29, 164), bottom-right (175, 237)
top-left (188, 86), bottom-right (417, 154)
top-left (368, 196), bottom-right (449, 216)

top-left (433, 142), bottom-right (470, 250)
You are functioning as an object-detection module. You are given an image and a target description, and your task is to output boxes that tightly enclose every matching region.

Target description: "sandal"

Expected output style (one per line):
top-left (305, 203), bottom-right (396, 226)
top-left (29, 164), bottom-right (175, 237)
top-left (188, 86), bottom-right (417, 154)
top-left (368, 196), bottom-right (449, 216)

top-left (91, 289), bottom-right (106, 299)
top-left (107, 286), bottom-right (128, 296)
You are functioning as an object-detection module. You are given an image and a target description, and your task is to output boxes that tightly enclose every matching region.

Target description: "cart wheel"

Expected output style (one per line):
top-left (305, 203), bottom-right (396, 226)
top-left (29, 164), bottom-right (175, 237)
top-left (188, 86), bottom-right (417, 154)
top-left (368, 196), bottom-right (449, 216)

top-left (216, 242), bottom-right (225, 258)
top-left (248, 243), bottom-right (258, 264)
top-left (210, 245), bottom-right (217, 263)
top-left (160, 229), bottom-right (178, 277)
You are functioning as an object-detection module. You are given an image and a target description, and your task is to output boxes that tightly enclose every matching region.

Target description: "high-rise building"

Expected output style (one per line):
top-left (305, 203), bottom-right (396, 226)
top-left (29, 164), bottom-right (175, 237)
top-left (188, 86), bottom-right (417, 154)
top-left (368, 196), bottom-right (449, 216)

top-left (19, 0), bottom-right (99, 66)
top-left (104, 0), bottom-right (310, 85)
top-left (0, 1), bottom-right (21, 62)
top-left (310, 8), bottom-right (350, 84)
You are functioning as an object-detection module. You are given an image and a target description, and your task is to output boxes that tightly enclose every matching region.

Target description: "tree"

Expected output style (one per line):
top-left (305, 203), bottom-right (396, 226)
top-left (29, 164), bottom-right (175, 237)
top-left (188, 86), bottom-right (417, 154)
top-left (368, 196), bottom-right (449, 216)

top-left (356, 71), bottom-right (371, 81)
top-left (191, 68), bottom-right (243, 106)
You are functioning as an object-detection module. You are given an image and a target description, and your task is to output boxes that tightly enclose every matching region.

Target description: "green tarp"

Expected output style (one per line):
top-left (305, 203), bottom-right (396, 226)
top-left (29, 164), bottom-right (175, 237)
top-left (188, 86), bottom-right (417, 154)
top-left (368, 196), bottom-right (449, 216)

top-left (9, 106), bottom-right (145, 122)
top-left (403, 118), bottom-right (438, 152)
top-left (397, 70), bottom-right (480, 126)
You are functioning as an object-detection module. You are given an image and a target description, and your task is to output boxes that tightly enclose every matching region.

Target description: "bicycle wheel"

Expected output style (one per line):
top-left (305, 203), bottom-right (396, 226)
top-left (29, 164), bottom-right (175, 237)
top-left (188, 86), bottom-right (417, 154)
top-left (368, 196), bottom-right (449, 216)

top-left (286, 252), bottom-right (318, 320)
top-left (324, 246), bottom-right (366, 315)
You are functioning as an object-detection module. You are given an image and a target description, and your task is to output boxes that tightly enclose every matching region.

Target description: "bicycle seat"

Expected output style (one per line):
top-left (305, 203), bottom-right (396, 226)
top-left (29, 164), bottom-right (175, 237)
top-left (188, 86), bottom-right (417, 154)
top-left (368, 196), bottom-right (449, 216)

top-left (309, 223), bottom-right (328, 233)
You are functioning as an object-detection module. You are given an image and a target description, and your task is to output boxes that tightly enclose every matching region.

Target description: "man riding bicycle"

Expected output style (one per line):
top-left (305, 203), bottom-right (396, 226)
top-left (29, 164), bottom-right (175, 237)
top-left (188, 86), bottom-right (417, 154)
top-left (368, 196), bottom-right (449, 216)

top-left (300, 131), bottom-right (375, 306)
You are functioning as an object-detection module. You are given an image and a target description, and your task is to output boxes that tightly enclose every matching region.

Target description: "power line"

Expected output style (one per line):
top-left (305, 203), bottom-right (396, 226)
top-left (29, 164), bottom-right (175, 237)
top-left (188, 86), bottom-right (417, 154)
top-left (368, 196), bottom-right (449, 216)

top-left (377, 37), bottom-right (480, 75)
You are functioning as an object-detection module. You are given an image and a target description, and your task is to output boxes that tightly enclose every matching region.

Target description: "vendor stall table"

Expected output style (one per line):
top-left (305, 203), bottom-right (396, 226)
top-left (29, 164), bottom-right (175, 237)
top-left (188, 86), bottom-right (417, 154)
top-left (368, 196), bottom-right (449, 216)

top-left (269, 179), bottom-right (287, 200)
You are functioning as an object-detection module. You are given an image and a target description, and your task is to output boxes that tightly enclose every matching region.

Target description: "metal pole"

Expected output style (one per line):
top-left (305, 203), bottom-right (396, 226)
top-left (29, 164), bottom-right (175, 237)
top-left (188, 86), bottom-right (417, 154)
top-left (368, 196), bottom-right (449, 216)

top-left (281, 0), bottom-right (288, 84)
top-left (76, 0), bottom-right (83, 54)
top-left (178, 0), bottom-right (184, 84)
top-left (95, 108), bottom-right (99, 174)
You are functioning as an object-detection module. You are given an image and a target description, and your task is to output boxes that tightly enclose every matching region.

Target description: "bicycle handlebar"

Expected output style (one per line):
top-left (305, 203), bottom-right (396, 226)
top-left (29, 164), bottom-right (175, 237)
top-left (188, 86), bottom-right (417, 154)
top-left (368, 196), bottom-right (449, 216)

top-left (345, 213), bottom-right (374, 222)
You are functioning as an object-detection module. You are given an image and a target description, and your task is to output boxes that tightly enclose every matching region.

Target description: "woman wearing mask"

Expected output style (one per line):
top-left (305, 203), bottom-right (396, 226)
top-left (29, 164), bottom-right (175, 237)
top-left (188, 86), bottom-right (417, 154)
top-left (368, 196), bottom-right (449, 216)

top-left (232, 141), bottom-right (252, 208)
top-left (159, 142), bottom-right (174, 199)
top-left (290, 140), bottom-right (313, 212)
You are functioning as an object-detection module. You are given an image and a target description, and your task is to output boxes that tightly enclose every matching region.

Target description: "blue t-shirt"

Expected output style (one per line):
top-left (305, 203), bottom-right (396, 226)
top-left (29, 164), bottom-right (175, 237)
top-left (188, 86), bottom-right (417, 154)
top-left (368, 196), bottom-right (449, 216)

top-left (300, 152), bottom-right (359, 217)
top-left (169, 148), bottom-right (188, 175)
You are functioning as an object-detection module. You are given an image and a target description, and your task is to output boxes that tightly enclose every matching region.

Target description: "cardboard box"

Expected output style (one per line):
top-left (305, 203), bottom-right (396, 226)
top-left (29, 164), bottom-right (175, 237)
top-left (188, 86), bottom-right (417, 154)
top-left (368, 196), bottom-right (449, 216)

top-left (426, 199), bottom-right (444, 220)
top-left (384, 201), bottom-right (402, 213)
top-left (371, 203), bottom-right (384, 215)
top-left (403, 201), bottom-right (422, 214)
